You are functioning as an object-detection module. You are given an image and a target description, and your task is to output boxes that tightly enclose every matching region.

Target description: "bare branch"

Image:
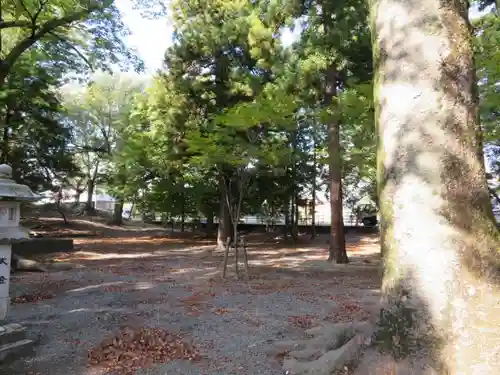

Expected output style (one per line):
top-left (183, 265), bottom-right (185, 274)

top-left (0, 20), bottom-right (32, 30)
top-left (0, 2), bottom-right (106, 86)
top-left (74, 144), bottom-right (108, 154)
top-left (48, 31), bottom-right (94, 71)
top-left (33, 0), bottom-right (50, 24)
top-left (18, 0), bottom-right (34, 22)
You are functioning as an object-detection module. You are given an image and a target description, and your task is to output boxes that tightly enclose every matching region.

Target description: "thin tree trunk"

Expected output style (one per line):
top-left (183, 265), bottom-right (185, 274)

top-left (294, 192), bottom-right (299, 233)
top-left (290, 130), bottom-right (299, 241)
top-left (290, 194), bottom-right (298, 241)
top-left (271, 206), bottom-right (277, 232)
top-left (1, 125), bottom-right (9, 163)
top-left (128, 199), bottom-right (135, 219)
top-left (230, 177), bottom-right (250, 280)
top-left (180, 192), bottom-right (185, 233)
top-left (221, 170), bottom-right (250, 279)
top-left (283, 197), bottom-right (290, 240)
top-left (311, 141), bottom-right (317, 239)
top-left (233, 214), bottom-right (239, 277)
top-left (217, 175), bottom-right (232, 249)
top-left (367, 0), bottom-right (500, 372)
top-left (325, 67), bottom-right (348, 263)
top-left (55, 187), bottom-right (69, 225)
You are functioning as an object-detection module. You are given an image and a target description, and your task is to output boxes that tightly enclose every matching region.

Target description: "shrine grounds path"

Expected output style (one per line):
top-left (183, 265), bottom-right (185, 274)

top-left (2, 219), bottom-right (381, 375)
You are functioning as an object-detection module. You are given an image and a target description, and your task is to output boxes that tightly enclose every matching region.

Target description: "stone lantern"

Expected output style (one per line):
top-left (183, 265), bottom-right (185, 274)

top-left (0, 164), bottom-right (39, 360)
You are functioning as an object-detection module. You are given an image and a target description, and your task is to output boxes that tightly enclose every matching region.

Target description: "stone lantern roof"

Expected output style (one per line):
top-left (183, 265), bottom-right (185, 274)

top-left (0, 165), bottom-right (40, 201)
top-left (0, 164), bottom-right (40, 243)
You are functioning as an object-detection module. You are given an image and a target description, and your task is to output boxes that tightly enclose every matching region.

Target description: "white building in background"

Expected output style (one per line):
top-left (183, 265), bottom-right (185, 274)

top-left (35, 187), bottom-right (117, 210)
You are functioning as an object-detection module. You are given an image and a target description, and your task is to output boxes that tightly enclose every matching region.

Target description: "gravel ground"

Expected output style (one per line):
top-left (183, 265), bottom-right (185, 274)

top-left (1, 232), bottom-right (381, 375)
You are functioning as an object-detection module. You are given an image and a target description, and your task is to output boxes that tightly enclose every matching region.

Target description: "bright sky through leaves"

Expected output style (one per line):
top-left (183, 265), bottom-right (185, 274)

top-left (115, 0), bottom-right (303, 72)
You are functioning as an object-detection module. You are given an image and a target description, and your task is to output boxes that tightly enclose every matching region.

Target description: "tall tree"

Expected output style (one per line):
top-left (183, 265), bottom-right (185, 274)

top-left (0, 48), bottom-right (76, 191)
top-left (0, 0), bottom-right (140, 88)
top-left (288, 0), bottom-right (372, 263)
top-left (163, 0), bottom-right (284, 248)
top-left (62, 73), bottom-right (143, 213)
top-left (369, 0), bottom-right (500, 372)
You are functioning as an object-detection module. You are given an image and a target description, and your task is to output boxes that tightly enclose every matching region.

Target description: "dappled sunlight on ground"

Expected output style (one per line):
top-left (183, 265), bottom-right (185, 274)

top-left (47, 232), bottom-right (382, 277)
top-left (57, 245), bottom-right (215, 262)
top-left (75, 236), bottom-right (214, 246)
top-left (4, 229), bottom-right (382, 375)
top-left (25, 216), bottom-right (168, 231)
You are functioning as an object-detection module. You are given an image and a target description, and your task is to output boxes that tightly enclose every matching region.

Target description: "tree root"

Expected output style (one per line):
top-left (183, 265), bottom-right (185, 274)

top-left (11, 253), bottom-right (47, 272)
top-left (11, 253), bottom-right (76, 273)
top-left (271, 321), bottom-right (374, 375)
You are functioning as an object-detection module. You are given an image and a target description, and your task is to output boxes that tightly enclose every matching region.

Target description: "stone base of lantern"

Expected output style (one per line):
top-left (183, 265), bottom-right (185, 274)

top-left (0, 323), bottom-right (36, 363)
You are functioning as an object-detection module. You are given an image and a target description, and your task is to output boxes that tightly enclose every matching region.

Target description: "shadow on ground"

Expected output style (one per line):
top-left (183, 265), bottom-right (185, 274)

top-left (3, 225), bottom-right (381, 375)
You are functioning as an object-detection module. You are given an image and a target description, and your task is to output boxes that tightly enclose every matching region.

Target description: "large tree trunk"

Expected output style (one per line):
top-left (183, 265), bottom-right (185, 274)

top-left (86, 178), bottom-right (95, 213)
top-left (311, 140), bottom-right (317, 239)
top-left (217, 177), bottom-right (232, 249)
top-left (368, 0), bottom-right (500, 372)
top-left (325, 67), bottom-right (348, 263)
top-left (204, 208), bottom-right (214, 234)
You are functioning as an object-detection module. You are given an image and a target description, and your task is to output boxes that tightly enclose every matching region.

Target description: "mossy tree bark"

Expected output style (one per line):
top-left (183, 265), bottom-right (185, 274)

top-left (371, 0), bottom-right (500, 372)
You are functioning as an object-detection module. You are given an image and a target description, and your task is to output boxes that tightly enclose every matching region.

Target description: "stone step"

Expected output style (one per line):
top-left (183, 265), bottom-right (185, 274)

top-left (0, 338), bottom-right (36, 364)
top-left (0, 324), bottom-right (27, 347)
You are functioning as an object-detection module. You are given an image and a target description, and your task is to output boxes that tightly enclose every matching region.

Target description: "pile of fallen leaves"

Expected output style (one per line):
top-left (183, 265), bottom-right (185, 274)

top-left (88, 326), bottom-right (201, 375)
top-left (11, 292), bottom-right (55, 304)
top-left (327, 294), bottom-right (368, 323)
top-left (287, 314), bottom-right (316, 329)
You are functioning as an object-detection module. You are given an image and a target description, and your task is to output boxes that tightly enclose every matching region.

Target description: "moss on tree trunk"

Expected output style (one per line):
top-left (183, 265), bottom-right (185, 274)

top-left (370, 0), bottom-right (500, 371)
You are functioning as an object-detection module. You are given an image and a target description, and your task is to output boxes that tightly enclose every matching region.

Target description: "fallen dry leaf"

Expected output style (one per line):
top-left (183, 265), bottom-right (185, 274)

top-left (11, 292), bottom-right (55, 304)
top-left (287, 315), bottom-right (316, 329)
top-left (325, 294), bottom-right (367, 323)
top-left (213, 307), bottom-right (233, 315)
